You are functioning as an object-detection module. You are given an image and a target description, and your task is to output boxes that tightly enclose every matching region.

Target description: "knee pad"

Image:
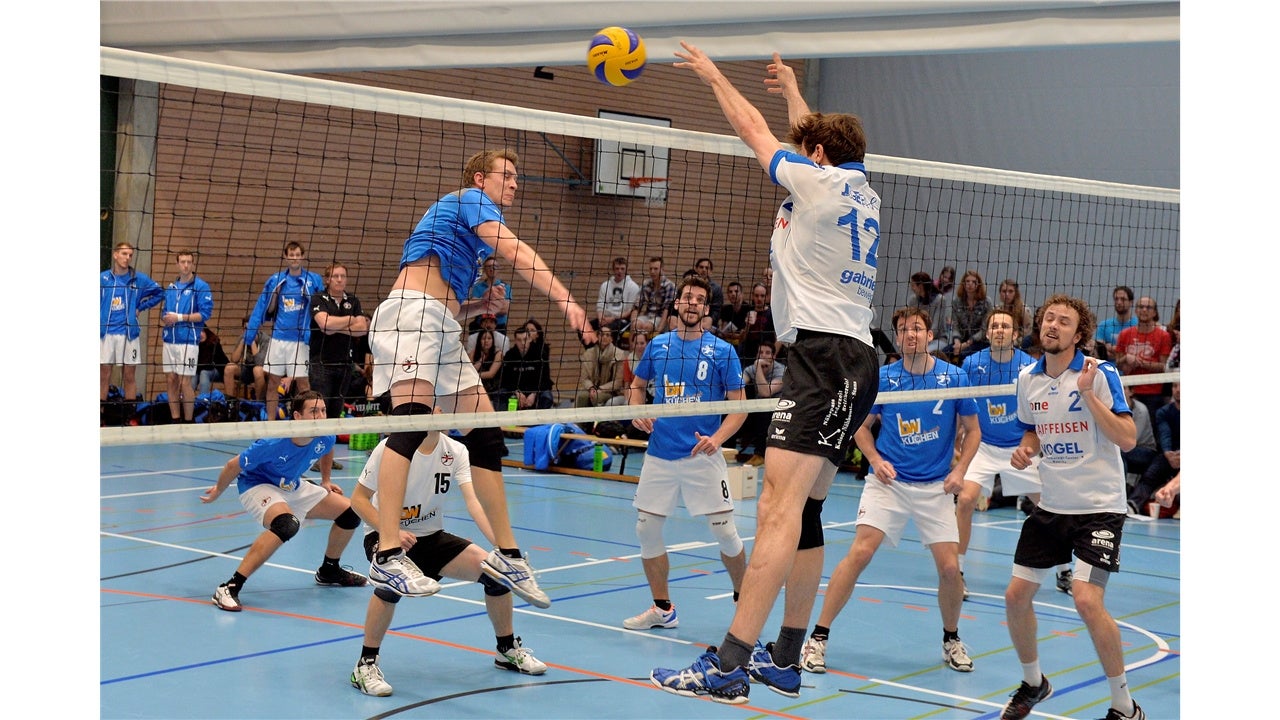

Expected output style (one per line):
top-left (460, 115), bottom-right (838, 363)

top-left (479, 573), bottom-right (512, 597)
top-left (386, 403), bottom-right (434, 459)
top-left (269, 513), bottom-right (301, 543)
top-left (635, 511), bottom-right (667, 559)
top-left (373, 586), bottom-right (402, 604)
top-left (333, 506), bottom-right (361, 530)
top-left (707, 513), bottom-right (744, 558)
top-left (798, 497), bottom-right (826, 550)
top-left (458, 426), bottom-right (506, 472)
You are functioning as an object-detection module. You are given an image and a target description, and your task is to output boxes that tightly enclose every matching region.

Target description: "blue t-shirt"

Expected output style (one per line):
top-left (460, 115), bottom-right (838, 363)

top-left (1097, 316), bottom-right (1137, 347)
top-left (870, 359), bottom-right (977, 483)
top-left (235, 435), bottom-right (336, 495)
top-left (402, 189), bottom-right (506, 301)
top-left (961, 347), bottom-right (1036, 448)
top-left (633, 332), bottom-right (744, 460)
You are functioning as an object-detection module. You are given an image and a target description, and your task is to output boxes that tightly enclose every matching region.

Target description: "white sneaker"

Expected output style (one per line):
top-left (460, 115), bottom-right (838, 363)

top-left (799, 637), bottom-right (827, 673)
top-left (623, 604), bottom-right (679, 630)
top-left (481, 550), bottom-right (551, 608)
top-left (943, 638), bottom-right (974, 672)
top-left (212, 583), bottom-right (241, 612)
top-left (369, 551), bottom-right (441, 597)
top-left (494, 637), bottom-right (547, 675)
top-left (350, 657), bottom-right (393, 696)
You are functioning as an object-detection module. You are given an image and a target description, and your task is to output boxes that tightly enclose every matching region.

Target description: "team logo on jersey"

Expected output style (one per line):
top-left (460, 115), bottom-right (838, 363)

top-left (888, 377), bottom-right (901, 389)
top-left (401, 357), bottom-right (418, 373)
top-left (701, 344), bottom-right (717, 358)
top-left (895, 413), bottom-right (940, 445)
top-left (985, 399), bottom-right (1017, 424)
top-left (934, 373), bottom-right (952, 387)
top-left (440, 451), bottom-right (454, 466)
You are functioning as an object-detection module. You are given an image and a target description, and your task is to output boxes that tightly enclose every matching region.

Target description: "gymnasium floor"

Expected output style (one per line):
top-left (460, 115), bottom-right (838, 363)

top-left (100, 437), bottom-right (1180, 719)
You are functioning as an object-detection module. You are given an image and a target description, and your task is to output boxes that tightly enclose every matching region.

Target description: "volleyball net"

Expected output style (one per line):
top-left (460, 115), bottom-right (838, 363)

top-left (99, 47), bottom-right (1179, 448)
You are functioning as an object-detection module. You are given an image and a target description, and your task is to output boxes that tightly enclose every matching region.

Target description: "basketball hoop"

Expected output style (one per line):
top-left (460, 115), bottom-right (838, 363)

top-left (628, 176), bottom-right (668, 208)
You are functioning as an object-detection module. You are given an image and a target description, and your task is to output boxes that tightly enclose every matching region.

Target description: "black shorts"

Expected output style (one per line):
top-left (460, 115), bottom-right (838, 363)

top-left (767, 330), bottom-right (879, 465)
top-left (1012, 506), bottom-right (1126, 573)
top-left (363, 530), bottom-right (473, 579)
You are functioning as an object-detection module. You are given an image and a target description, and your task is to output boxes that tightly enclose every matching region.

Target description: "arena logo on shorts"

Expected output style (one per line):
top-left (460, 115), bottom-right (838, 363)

top-left (1090, 529), bottom-right (1116, 552)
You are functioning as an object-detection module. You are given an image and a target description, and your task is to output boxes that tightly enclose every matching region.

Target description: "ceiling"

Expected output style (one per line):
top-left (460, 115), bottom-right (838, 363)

top-left (99, 1), bottom-right (1179, 73)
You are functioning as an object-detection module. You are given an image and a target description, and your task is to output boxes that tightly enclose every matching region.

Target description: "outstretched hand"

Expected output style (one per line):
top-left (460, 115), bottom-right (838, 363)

top-left (673, 41), bottom-right (721, 85)
top-left (764, 52), bottom-right (797, 95)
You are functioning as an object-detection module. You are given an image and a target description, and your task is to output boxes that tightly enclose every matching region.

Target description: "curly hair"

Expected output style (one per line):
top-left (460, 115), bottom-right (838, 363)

top-left (1035, 294), bottom-right (1096, 352)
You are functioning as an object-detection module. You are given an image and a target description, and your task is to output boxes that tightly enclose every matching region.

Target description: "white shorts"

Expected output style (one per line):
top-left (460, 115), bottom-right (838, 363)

top-left (370, 291), bottom-right (479, 397)
top-left (963, 442), bottom-right (1042, 498)
top-left (239, 481), bottom-right (331, 526)
top-left (101, 334), bottom-right (142, 365)
top-left (262, 338), bottom-right (310, 378)
top-left (162, 342), bottom-right (198, 376)
top-left (855, 476), bottom-right (959, 548)
top-left (633, 452), bottom-right (734, 517)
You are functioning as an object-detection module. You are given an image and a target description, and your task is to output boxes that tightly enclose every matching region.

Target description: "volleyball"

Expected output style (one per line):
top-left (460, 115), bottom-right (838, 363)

top-left (587, 26), bottom-right (646, 87)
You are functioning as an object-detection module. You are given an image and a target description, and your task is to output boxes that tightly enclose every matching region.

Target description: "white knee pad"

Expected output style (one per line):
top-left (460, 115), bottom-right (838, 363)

top-left (636, 511), bottom-right (668, 559)
top-left (707, 513), bottom-right (744, 558)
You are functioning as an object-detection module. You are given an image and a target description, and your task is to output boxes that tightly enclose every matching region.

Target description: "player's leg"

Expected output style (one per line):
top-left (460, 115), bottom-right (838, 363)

top-left (213, 495), bottom-right (294, 611)
top-left (626, 457), bottom-right (681, 629)
top-left (307, 489), bottom-right (368, 586)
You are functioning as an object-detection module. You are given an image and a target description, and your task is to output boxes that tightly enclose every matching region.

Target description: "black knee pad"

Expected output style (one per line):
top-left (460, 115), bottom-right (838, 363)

top-left (269, 513), bottom-right (301, 543)
top-left (479, 573), bottom-right (511, 597)
top-left (373, 586), bottom-right (402, 604)
top-left (386, 402), bottom-right (434, 459)
top-left (333, 506), bottom-right (361, 530)
top-left (458, 426), bottom-right (506, 472)
top-left (798, 497), bottom-right (826, 550)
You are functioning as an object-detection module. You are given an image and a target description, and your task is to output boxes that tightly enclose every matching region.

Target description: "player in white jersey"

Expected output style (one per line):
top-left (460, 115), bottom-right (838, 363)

top-left (956, 309), bottom-right (1070, 598)
top-left (347, 427), bottom-right (548, 697)
top-left (1000, 295), bottom-right (1144, 720)
top-left (622, 276), bottom-right (748, 632)
top-left (651, 45), bottom-right (881, 705)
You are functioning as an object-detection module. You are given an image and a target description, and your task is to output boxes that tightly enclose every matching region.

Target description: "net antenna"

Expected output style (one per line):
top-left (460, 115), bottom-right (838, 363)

top-left (628, 176), bottom-right (667, 208)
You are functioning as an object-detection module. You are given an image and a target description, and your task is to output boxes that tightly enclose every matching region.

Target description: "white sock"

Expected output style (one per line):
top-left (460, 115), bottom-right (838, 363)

top-left (958, 554), bottom-right (966, 572)
top-left (1107, 673), bottom-right (1134, 715)
top-left (1022, 660), bottom-right (1042, 687)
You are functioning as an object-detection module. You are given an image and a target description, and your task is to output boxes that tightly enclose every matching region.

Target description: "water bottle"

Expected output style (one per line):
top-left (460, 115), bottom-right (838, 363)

top-left (592, 443), bottom-right (605, 472)
top-left (507, 396), bottom-right (518, 412)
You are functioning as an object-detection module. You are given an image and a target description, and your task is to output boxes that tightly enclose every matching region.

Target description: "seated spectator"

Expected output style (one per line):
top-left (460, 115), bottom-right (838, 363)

top-left (1122, 385), bottom-right (1160, 483)
top-left (467, 256), bottom-right (512, 331)
top-left (906, 271), bottom-right (949, 354)
top-left (996, 278), bottom-right (1034, 337)
top-left (224, 315), bottom-right (269, 402)
top-left (1128, 382), bottom-right (1180, 515)
top-left (620, 330), bottom-right (654, 405)
top-left (694, 257), bottom-right (724, 332)
top-left (951, 269), bottom-right (991, 360)
top-left (629, 256), bottom-right (675, 335)
top-left (574, 326), bottom-right (627, 408)
top-left (734, 343), bottom-right (785, 465)
top-left (496, 327), bottom-right (555, 410)
top-left (1115, 296), bottom-right (1173, 417)
top-left (595, 256), bottom-right (640, 336)
top-left (737, 282), bottom-right (776, 368)
top-left (717, 280), bottom-right (749, 344)
top-left (1096, 285), bottom-right (1137, 360)
top-left (466, 313), bottom-right (510, 356)
top-left (470, 328), bottom-right (504, 405)
top-left (193, 326), bottom-right (231, 397)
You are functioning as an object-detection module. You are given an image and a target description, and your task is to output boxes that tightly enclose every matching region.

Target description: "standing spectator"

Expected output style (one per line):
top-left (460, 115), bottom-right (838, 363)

top-left (347, 428), bottom-right (546, 696)
top-left (468, 256), bottom-right (512, 332)
top-left (199, 391), bottom-right (368, 612)
top-left (366, 148), bottom-right (592, 604)
top-left (1114, 296), bottom-right (1172, 417)
top-left (951, 269), bottom-right (991, 360)
top-left (100, 241), bottom-right (164, 424)
top-left (650, 46), bottom-right (882, 705)
top-left (466, 313), bottom-right (510, 356)
top-left (309, 261), bottom-right (369, 422)
top-left (243, 241), bottom-right (324, 422)
top-left (470, 328), bottom-right (504, 404)
top-left (694, 257), bottom-right (725, 331)
top-left (1001, 294), bottom-right (1144, 720)
top-left (1096, 285), bottom-right (1137, 361)
top-left (595, 257), bottom-right (640, 336)
top-left (497, 327), bottom-right (556, 410)
top-left (161, 250), bottom-right (214, 423)
top-left (734, 343), bottom-right (785, 465)
top-left (997, 278), bottom-right (1034, 336)
top-left (1127, 382), bottom-right (1180, 516)
top-left (630, 256), bottom-right (676, 334)
top-left (737, 282), bottom-right (776, 369)
top-left (622, 276), bottom-right (748, 632)
top-left (574, 326), bottom-right (627, 408)
top-left (193, 327), bottom-right (231, 397)
top-left (800, 306), bottom-right (980, 676)
top-left (717, 280), bottom-right (750, 344)
top-left (934, 265), bottom-right (957, 347)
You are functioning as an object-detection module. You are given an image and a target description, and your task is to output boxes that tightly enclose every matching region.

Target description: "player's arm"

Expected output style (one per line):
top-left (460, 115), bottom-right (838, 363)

top-left (316, 448), bottom-right (337, 490)
top-left (763, 52), bottom-right (810, 129)
top-left (628, 372), bottom-right (655, 433)
top-left (478, 221), bottom-right (595, 345)
top-left (694, 387), bottom-right (747, 456)
top-left (853, 413), bottom-right (894, 483)
top-left (460, 481), bottom-right (498, 549)
top-left (201, 455), bottom-right (241, 503)
top-left (674, 41), bottom-right (784, 170)
top-left (1010, 430), bottom-right (1041, 470)
top-left (350, 482), bottom-right (377, 526)
top-left (945, 413), bottom-right (982, 494)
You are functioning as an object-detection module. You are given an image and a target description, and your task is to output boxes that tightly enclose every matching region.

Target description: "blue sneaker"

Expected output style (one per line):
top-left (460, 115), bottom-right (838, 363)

top-left (650, 646), bottom-right (750, 705)
top-left (746, 642), bottom-right (802, 698)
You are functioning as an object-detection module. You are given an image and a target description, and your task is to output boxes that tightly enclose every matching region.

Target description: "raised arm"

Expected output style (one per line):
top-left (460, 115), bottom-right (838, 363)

top-left (477, 220), bottom-right (595, 345)
top-left (763, 52), bottom-right (810, 129)
top-left (674, 41), bottom-right (784, 171)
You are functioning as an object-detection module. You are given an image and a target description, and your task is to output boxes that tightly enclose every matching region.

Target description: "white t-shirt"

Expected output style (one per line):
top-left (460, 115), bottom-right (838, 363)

top-left (597, 275), bottom-right (641, 319)
top-left (357, 435), bottom-right (472, 537)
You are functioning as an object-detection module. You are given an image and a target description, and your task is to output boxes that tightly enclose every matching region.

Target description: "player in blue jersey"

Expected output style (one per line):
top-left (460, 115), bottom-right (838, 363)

top-left (200, 391), bottom-right (368, 612)
top-left (243, 241), bottom-right (326, 422)
top-left (1000, 295), bottom-right (1144, 720)
top-left (955, 309), bottom-right (1069, 598)
top-left (621, 276), bottom-right (748, 632)
top-left (799, 306), bottom-right (981, 675)
top-left (366, 148), bottom-right (594, 605)
top-left (100, 241), bottom-right (164, 424)
top-left (160, 250), bottom-right (214, 423)
top-left (652, 46), bottom-right (882, 704)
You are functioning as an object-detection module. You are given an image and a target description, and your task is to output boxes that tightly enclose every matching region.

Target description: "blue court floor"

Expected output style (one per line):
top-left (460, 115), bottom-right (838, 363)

top-left (100, 437), bottom-right (1181, 719)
